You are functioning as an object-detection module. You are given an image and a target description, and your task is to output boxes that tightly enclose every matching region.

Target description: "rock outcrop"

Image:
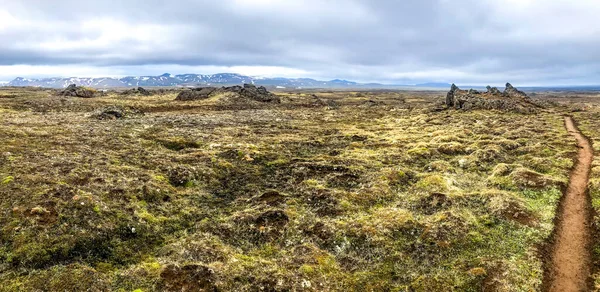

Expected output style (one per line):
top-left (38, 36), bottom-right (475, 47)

top-left (486, 86), bottom-right (502, 95)
top-left (59, 84), bottom-right (97, 98)
top-left (175, 87), bottom-right (218, 101)
top-left (175, 84), bottom-right (280, 103)
top-left (121, 87), bottom-right (152, 96)
top-left (446, 84), bottom-right (459, 107)
top-left (504, 83), bottom-right (528, 99)
top-left (445, 83), bottom-right (538, 113)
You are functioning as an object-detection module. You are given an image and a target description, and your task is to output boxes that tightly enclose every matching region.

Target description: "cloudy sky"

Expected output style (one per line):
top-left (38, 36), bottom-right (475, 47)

top-left (0, 0), bottom-right (599, 86)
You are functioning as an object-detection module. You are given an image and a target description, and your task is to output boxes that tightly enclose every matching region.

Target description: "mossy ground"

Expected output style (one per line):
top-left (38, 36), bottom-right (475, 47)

top-left (0, 88), bottom-right (577, 291)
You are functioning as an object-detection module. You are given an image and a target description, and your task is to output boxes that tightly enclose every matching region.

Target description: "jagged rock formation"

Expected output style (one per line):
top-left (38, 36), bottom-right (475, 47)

top-left (446, 84), bottom-right (458, 107)
top-left (446, 83), bottom-right (538, 113)
top-left (504, 83), bottom-right (528, 99)
top-left (486, 86), bottom-right (502, 95)
top-left (175, 84), bottom-right (280, 103)
top-left (58, 84), bottom-right (97, 98)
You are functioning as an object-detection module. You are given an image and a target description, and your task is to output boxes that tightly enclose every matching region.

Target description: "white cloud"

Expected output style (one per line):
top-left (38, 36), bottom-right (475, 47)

top-left (0, 0), bottom-right (599, 85)
top-left (0, 64), bottom-right (312, 80)
top-left (0, 10), bottom-right (22, 31)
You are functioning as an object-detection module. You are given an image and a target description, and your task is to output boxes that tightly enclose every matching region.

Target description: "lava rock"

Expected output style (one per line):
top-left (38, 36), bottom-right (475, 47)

top-left (59, 84), bottom-right (96, 98)
top-left (239, 84), bottom-right (280, 103)
top-left (486, 85), bottom-right (503, 96)
top-left (446, 83), bottom-right (458, 107)
top-left (97, 109), bottom-right (123, 119)
top-left (175, 84), bottom-right (280, 103)
top-left (445, 83), bottom-right (537, 113)
top-left (92, 106), bottom-right (143, 120)
top-left (175, 88), bottom-right (216, 101)
top-left (504, 82), bottom-right (528, 99)
top-left (137, 87), bottom-right (151, 96)
top-left (122, 87), bottom-right (152, 96)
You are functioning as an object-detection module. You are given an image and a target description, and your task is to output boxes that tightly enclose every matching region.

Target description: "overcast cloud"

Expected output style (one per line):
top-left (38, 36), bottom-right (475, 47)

top-left (0, 0), bottom-right (599, 86)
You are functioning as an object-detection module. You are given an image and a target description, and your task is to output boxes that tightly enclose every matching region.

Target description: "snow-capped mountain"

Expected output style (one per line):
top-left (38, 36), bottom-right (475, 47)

top-left (7, 73), bottom-right (376, 89)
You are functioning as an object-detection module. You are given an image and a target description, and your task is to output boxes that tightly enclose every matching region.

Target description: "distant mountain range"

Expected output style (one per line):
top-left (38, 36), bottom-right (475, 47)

top-left (5, 75), bottom-right (600, 91)
top-left (5, 73), bottom-right (399, 89)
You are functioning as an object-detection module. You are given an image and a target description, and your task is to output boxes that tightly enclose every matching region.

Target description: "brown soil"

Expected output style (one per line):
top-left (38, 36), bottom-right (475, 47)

top-left (545, 116), bottom-right (593, 292)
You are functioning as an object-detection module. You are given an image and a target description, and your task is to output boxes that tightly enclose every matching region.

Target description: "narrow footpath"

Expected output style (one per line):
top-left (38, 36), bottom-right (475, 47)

top-left (545, 116), bottom-right (593, 292)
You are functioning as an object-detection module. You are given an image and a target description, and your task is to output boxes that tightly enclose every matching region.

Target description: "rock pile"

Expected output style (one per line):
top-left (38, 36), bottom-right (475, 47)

top-left (175, 87), bottom-right (219, 101)
top-left (121, 87), bottom-right (152, 96)
top-left (310, 94), bottom-right (339, 108)
top-left (59, 84), bottom-right (97, 98)
top-left (446, 83), bottom-right (538, 113)
top-left (175, 84), bottom-right (280, 103)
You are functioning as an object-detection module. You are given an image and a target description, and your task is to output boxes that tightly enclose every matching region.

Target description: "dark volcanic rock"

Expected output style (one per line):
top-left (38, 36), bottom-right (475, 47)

top-left (239, 84), bottom-right (280, 103)
top-left (486, 85), bottom-right (503, 96)
top-left (504, 82), bottom-right (528, 99)
top-left (122, 87), bottom-right (152, 96)
top-left (175, 84), bottom-right (280, 103)
top-left (97, 109), bottom-right (123, 119)
top-left (446, 83), bottom-right (458, 107)
top-left (92, 106), bottom-right (143, 120)
top-left (445, 83), bottom-right (537, 113)
top-left (59, 84), bottom-right (96, 98)
top-left (137, 87), bottom-right (151, 96)
top-left (311, 94), bottom-right (339, 108)
top-left (175, 88), bottom-right (217, 101)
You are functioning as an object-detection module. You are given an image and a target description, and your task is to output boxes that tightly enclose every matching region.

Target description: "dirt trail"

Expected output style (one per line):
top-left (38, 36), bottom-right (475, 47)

top-left (545, 116), bottom-right (593, 292)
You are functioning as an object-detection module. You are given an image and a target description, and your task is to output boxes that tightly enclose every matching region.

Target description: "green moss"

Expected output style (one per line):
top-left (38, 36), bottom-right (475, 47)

top-left (2, 175), bottom-right (14, 185)
top-left (414, 175), bottom-right (449, 193)
top-left (156, 137), bottom-right (201, 151)
top-left (407, 147), bottom-right (432, 158)
top-left (266, 158), bottom-right (289, 167)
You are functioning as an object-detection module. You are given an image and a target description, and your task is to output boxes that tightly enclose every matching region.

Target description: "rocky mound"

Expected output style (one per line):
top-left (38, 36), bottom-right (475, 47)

top-left (175, 87), bottom-right (219, 101)
top-left (121, 87), bottom-right (152, 96)
top-left (446, 83), bottom-right (538, 113)
top-left (310, 94), bottom-right (339, 109)
top-left (175, 84), bottom-right (280, 103)
top-left (59, 84), bottom-right (97, 98)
